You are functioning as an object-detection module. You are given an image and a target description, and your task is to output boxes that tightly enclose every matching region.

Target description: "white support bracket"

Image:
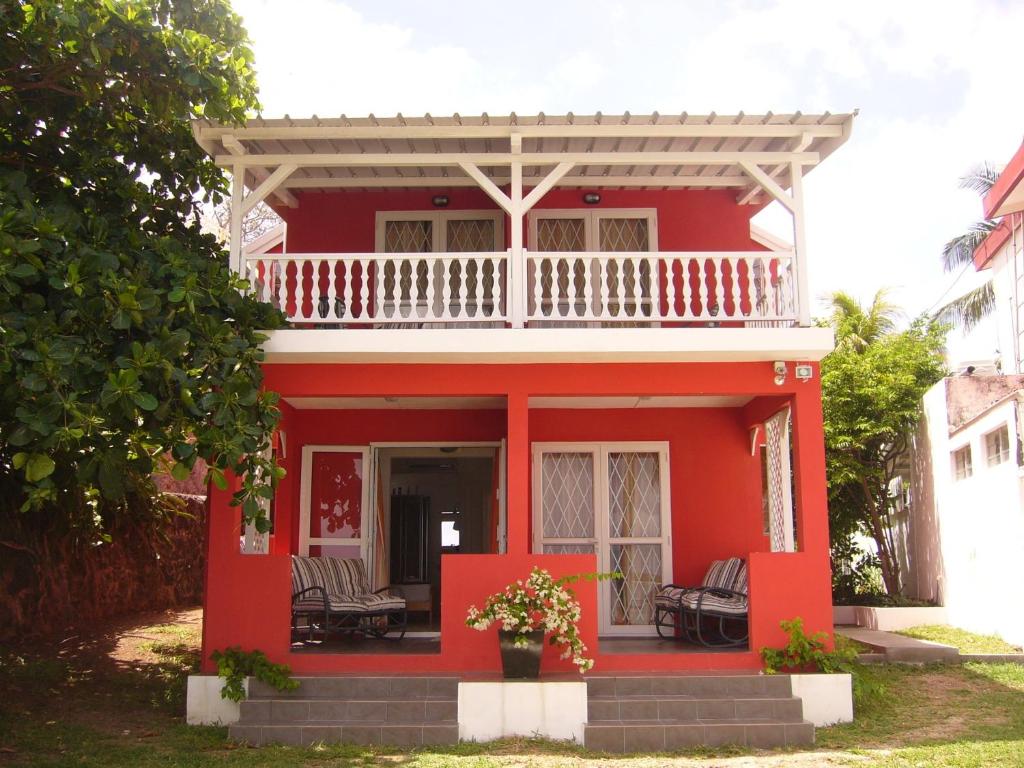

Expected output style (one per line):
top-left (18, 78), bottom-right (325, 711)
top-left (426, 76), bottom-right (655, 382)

top-left (522, 162), bottom-right (575, 212)
top-left (242, 163), bottom-right (297, 216)
top-left (221, 134), bottom-right (299, 209)
top-left (458, 161), bottom-right (514, 215)
top-left (738, 161), bottom-right (795, 212)
top-left (736, 133), bottom-right (813, 206)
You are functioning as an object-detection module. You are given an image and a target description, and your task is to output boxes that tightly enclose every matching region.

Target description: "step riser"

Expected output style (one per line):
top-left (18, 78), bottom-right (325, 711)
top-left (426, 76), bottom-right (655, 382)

top-left (239, 699), bottom-right (457, 724)
top-left (229, 723), bottom-right (459, 747)
top-left (586, 676), bottom-right (792, 697)
top-left (588, 697), bottom-right (803, 722)
top-left (247, 677), bottom-right (458, 700)
top-left (584, 722), bottom-right (814, 752)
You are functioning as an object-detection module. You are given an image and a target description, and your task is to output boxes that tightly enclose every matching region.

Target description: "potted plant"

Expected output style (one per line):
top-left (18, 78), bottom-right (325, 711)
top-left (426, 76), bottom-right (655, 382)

top-left (465, 567), bottom-right (608, 678)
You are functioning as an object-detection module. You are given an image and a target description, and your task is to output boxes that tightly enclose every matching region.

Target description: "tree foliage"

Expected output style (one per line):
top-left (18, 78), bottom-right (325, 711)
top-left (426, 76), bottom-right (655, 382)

top-left (821, 291), bottom-right (947, 595)
top-left (0, 0), bottom-right (284, 540)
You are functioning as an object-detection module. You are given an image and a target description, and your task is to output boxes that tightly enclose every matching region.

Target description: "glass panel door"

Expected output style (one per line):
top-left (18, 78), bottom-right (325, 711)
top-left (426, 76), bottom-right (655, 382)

top-left (605, 450), bottom-right (668, 632)
top-left (300, 446), bottom-right (370, 559)
top-left (533, 443), bottom-right (671, 636)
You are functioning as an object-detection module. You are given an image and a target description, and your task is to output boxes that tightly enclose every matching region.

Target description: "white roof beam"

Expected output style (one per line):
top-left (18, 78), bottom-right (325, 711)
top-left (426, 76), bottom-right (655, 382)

top-left (457, 161), bottom-right (514, 215)
top-left (201, 124), bottom-right (843, 142)
top-left (241, 163), bottom-right (297, 215)
top-left (215, 150), bottom-right (820, 169)
top-left (279, 174), bottom-right (751, 189)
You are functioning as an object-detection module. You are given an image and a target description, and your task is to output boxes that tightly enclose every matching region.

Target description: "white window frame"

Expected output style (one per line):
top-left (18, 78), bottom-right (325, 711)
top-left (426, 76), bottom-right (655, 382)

top-left (527, 209), bottom-right (659, 252)
top-left (984, 424), bottom-right (1011, 467)
top-left (374, 210), bottom-right (505, 253)
top-left (951, 444), bottom-right (973, 482)
top-left (299, 445), bottom-right (371, 560)
top-left (531, 441), bottom-right (672, 636)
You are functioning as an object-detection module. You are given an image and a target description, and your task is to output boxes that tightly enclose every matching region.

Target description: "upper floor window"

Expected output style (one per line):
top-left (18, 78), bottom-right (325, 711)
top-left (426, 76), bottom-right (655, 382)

top-left (985, 425), bottom-right (1011, 467)
top-left (528, 209), bottom-right (658, 252)
top-left (375, 211), bottom-right (504, 253)
top-left (951, 445), bottom-right (973, 481)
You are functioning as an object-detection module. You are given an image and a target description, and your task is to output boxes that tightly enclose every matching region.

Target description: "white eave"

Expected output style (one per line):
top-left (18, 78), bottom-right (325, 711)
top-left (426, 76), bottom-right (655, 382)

top-left (259, 327), bottom-right (835, 364)
top-left (191, 111), bottom-right (856, 205)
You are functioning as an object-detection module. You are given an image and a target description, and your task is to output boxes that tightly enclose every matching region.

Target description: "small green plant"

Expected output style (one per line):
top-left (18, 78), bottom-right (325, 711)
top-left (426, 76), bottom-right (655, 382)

top-left (760, 617), bottom-right (857, 674)
top-left (210, 647), bottom-right (299, 702)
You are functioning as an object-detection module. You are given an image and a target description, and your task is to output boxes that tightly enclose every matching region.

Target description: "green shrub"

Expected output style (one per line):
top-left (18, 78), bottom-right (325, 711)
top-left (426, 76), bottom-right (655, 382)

top-left (761, 617), bottom-right (857, 674)
top-left (210, 647), bottom-right (298, 702)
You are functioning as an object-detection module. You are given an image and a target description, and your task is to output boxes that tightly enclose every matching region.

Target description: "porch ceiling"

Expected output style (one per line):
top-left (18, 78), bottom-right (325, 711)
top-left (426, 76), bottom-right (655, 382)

top-left (191, 111), bottom-right (856, 202)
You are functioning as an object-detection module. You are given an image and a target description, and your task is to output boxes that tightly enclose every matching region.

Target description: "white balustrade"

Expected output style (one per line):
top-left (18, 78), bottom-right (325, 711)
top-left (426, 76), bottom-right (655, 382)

top-left (245, 249), bottom-right (800, 328)
top-left (244, 251), bottom-right (510, 325)
top-left (525, 250), bottom-right (798, 325)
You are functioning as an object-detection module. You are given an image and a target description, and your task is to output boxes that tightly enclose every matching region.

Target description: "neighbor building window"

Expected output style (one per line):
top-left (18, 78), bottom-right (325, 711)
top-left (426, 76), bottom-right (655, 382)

top-left (985, 425), bottom-right (1011, 467)
top-left (952, 445), bottom-right (973, 481)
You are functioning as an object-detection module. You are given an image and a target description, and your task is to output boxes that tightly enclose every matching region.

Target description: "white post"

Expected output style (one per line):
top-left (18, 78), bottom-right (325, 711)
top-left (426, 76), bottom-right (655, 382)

top-left (509, 160), bottom-right (525, 328)
top-left (789, 161), bottom-right (811, 326)
top-left (229, 166), bottom-right (244, 277)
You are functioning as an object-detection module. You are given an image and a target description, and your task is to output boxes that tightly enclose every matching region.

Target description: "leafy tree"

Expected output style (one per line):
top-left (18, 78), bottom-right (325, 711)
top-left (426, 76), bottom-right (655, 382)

top-left (0, 0), bottom-right (284, 556)
top-left (935, 163), bottom-right (999, 331)
top-left (822, 291), bottom-right (947, 595)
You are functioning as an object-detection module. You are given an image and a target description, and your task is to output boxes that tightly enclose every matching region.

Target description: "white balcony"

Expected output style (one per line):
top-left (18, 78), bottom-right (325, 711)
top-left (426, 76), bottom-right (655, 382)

top-left (245, 250), bottom-right (799, 328)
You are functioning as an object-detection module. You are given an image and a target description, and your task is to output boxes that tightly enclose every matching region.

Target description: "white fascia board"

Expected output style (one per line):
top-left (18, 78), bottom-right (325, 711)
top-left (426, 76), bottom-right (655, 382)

top-left (259, 327), bottom-right (835, 364)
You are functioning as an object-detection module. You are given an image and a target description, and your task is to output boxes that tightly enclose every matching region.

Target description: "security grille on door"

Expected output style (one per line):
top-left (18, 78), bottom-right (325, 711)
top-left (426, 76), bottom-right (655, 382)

top-left (540, 452), bottom-right (595, 551)
top-left (537, 218), bottom-right (586, 251)
top-left (765, 407), bottom-right (796, 552)
top-left (446, 219), bottom-right (496, 252)
top-left (599, 218), bottom-right (650, 252)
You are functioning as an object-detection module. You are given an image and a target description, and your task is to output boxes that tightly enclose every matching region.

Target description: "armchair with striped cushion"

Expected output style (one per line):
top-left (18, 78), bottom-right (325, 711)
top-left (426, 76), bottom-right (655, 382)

top-left (653, 557), bottom-right (748, 647)
top-left (291, 556), bottom-right (407, 643)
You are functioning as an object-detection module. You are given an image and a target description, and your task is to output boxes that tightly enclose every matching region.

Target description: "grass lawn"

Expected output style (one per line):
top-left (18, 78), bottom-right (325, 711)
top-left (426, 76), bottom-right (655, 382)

top-left (894, 624), bottom-right (1023, 655)
top-left (2, 610), bottom-right (1024, 767)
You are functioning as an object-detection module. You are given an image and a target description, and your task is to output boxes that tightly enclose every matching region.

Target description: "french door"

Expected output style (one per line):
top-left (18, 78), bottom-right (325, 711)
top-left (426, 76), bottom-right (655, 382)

top-left (532, 442), bottom-right (671, 636)
top-left (299, 445), bottom-right (371, 561)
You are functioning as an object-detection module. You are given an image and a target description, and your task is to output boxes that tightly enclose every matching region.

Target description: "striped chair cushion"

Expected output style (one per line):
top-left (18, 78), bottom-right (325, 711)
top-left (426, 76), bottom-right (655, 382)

top-left (326, 557), bottom-right (371, 596)
top-left (654, 586), bottom-right (688, 609)
top-left (681, 589), bottom-right (748, 616)
top-left (703, 557), bottom-right (743, 590)
top-left (293, 595), bottom-right (367, 613)
top-left (731, 561), bottom-right (748, 596)
top-left (358, 592), bottom-right (406, 612)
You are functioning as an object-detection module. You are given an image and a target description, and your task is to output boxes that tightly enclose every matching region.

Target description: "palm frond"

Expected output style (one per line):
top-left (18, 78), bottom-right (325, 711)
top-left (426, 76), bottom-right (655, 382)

top-left (959, 162), bottom-right (1001, 196)
top-left (825, 289), bottom-right (901, 350)
top-left (933, 281), bottom-right (996, 332)
top-left (941, 219), bottom-right (998, 272)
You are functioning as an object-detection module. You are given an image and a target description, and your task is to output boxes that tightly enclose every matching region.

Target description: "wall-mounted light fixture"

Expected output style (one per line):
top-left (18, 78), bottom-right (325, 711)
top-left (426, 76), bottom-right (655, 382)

top-left (794, 364), bottom-right (814, 382)
top-left (432, 195), bottom-right (450, 207)
top-left (582, 192), bottom-right (601, 205)
top-left (773, 361), bottom-right (788, 386)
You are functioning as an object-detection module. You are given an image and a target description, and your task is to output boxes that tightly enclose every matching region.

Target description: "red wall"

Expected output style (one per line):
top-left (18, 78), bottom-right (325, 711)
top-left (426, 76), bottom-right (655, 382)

top-left (278, 188), bottom-right (766, 253)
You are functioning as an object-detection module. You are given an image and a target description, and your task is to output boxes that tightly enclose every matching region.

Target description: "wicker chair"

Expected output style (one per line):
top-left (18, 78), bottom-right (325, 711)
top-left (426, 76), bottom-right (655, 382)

top-left (291, 556), bottom-right (407, 643)
top-left (653, 557), bottom-right (748, 647)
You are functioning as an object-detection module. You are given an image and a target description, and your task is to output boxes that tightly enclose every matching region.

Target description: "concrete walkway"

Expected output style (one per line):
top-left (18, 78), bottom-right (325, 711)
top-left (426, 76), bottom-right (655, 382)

top-left (836, 626), bottom-right (960, 663)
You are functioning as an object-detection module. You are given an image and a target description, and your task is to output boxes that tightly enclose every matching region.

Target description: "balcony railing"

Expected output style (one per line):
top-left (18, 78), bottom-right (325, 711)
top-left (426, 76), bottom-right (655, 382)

top-left (245, 250), bottom-right (799, 328)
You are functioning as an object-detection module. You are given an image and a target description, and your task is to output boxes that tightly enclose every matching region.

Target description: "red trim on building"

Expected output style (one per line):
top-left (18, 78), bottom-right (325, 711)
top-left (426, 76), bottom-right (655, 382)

top-left (984, 141), bottom-right (1024, 219)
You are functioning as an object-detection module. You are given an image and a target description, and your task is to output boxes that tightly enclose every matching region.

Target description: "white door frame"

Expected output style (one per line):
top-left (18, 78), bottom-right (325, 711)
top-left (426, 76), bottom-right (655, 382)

top-left (526, 208), bottom-right (659, 251)
top-left (532, 441), bottom-right (672, 636)
top-left (299, 445), bottom-right (372, 560)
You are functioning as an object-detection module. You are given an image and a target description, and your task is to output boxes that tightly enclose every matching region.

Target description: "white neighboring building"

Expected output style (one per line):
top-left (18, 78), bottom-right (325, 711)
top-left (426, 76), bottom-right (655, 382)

top-left (907, 375), bottom-right (1024, 647)
top-left (902, 146), bottom-right (1024, 646)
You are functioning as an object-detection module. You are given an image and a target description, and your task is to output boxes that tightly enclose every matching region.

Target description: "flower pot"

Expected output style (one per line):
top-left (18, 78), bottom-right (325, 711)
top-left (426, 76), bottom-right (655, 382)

top-left (498, 629), bottom-right (545, 679)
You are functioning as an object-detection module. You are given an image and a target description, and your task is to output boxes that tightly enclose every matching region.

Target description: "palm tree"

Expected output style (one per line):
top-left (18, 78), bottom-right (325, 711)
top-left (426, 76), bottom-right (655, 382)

top-left (934, 163), bottom-right (999, 331)
top-left (828, 289), bottom-right (900, 352)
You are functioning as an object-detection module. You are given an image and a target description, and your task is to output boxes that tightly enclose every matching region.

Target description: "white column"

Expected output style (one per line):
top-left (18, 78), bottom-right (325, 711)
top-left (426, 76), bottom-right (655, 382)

top-left (229, 166), bottom-right (244, 276)
top-left (509, 160), bottom-right (525, 328)
top-left (789, 161), bottom-right (811, 327)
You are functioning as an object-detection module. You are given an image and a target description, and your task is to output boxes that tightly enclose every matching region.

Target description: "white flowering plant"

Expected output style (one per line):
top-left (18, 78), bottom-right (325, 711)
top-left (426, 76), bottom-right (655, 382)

top-left (465, 567), bottom-right (618, 673)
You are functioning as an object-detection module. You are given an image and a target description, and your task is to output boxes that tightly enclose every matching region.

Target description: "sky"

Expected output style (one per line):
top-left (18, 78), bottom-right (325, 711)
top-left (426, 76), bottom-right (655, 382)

top-left (230, 0), bottom-right (1024, 364)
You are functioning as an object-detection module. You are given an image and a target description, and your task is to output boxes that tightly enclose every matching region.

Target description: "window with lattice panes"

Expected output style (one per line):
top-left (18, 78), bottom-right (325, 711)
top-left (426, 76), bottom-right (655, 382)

top-left (951, 445), bottom-right (973, 481)
top-left (985, 425), bottom-right (1011, 467)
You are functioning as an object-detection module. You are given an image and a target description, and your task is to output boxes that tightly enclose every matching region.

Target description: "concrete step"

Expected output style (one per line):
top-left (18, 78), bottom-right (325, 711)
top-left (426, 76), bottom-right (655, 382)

top-left (586, 674), bottom-right (793, 698)
top-left (238, 697), bottom-right (457, 724)
top-left (836, 627), bottom-right (959, 663)
top-left (247, 676), bottom-right (459, 700)
top-left (588, 694), bottom-right (804, 723)
top-left (584, 719), bottom-right (815, 752)
top-left (229, 721), bottom-right (459, 747)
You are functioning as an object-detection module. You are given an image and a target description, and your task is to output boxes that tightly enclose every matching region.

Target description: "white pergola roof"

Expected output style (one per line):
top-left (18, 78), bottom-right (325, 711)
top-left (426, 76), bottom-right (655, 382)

top-left (191, 111), bottom-right (856, 205)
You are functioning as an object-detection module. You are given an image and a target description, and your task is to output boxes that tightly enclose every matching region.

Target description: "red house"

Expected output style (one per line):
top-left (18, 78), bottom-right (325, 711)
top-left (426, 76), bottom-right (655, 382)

top-left (188, 112), bottom-right (855, 749)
